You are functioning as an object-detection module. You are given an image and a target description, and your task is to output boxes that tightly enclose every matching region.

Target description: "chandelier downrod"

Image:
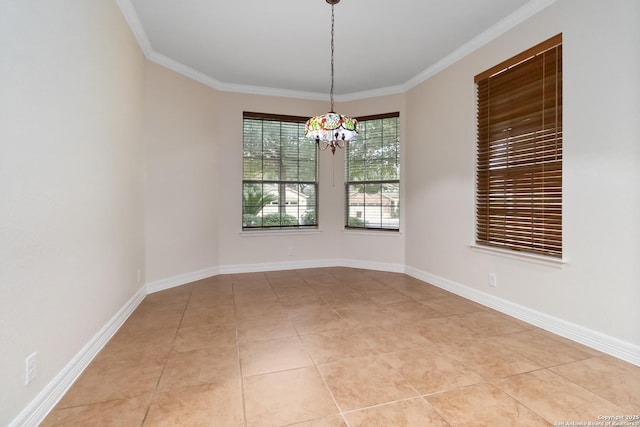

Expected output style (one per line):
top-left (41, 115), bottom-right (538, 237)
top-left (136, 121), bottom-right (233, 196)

top-left (304, 0), bottom-right (358, 155)
top-left (330, 2), bottom-right (335, 112)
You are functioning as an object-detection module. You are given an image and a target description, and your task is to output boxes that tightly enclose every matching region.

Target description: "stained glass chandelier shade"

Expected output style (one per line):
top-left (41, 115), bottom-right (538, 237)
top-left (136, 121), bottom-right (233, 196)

top-left (305, 0), bottom-right (358, 154)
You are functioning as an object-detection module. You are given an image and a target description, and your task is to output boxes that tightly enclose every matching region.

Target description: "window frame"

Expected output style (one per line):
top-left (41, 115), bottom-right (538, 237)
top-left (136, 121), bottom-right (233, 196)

top-left (474, 34), bottom-right (563, 258)
top-left (344, 112), bottom-right (400, 231)
top-left (242, 112), bottom-right (319, 231)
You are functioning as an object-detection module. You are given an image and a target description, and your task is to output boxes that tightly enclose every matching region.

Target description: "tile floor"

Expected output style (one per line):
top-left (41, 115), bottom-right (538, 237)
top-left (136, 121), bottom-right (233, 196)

top-left (41, 267), bottom-right (640, 426)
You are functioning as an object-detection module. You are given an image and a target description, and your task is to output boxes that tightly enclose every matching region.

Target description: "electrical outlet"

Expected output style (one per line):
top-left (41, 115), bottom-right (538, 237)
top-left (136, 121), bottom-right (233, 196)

top-left (488, 273), bottom-right (497, 288)
top-left (25, 352), bottom-right (37, 385)
top-left (287, 247), bottom-right (293, 257)
top-left (137, 268), bottom-right (141, 283)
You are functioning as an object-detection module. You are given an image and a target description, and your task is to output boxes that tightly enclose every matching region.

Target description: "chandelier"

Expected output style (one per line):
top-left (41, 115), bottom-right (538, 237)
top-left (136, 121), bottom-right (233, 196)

top-left (305, 0), bottom-right (358, 154)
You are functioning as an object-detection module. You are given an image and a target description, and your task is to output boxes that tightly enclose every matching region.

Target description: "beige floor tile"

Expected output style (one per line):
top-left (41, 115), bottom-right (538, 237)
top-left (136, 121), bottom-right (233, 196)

top-left (240, 336), bottom-right (314, 377)
top-left (291, 308), bottom-right (350, 335)
top-left (414, 317), bottom-right (479, 344)
top-left (363, 289), bottom-right (412, 305)
top-left (173, 322), bottom-right (237, 352)
top-left (360, 269), bottom-right (402, 283)
top-left (273, 284), bottom-right (315, 298)
top-left (347, 280), bottom-right (391, 293)
top-left (305, 282), bottom-right (346, 295)
top-left (383, 300), bottom-right (442, 323)
top-left (450, 311), bottom-right (529, 337)
top-left (187, 293), bottom-right (235, 308)
top-left (482, 308), bottom-right (536, 330)
top-left (190, 278), bottom-right (233, 297)
top-left (490, 329), bottom-right (598, 367)
top-left (286, 301), bottom-right (335, 317)
top-left (279, 292), bottom-right (324, 308)
top-left (321, 292), bottom-right (380, 311)
top-left (336, 307), bottom-right (398, 328)
top-left (243, 367), bottom-right (339, 426)
top-left (119, 304), bottom-right (185, 333)
top-left (426, 383), bottom-right (550, 426)
top-left (180, 303), bottom-right (236, 327)
top-left (56, 356), bottom-right (164, 407)
top-left (345, 398), bottom-right (450, 427)
top-left (266, 276), bottom-right (307, 289)
top-left (449, 338), bottom-right (541, 380)
top-left (541, 329), bottom-right (603, 357)
top-left (234, 288), bottom-right (280, 305)
top-left (287, 415), bottom-right (348, 427)
top-left (357, 323), bottom-right (432, 353)
top-left (235, 301), bottom-right (289, 321)
top-left (300, 272), bottom-right (341, 287)
top-left (421, 296), bottom-right (487, 315)
top-left (387, 282), bottom-right (450, 301)
top-left (318, 355), bottom-right (417, 411)
top-left (191, 273), bottom-right (232, 284)
top-left (300, 328), bottom-right (378, 364)
top-left (231, 272), bottom-right (269, 284)
top-left (143, 288), bottom-right (191, 309)
top-left (237, 313), bottom-right (298, 343)
top-left (494, 369), bottom-right (626, 423)
top-left (231, 280), bottom-right (272, 296)
top-left (157, 345), bottom-right (239, 392)
top-left (96, 326), bottom-right (176, 362)
top-left (145, 383), bottom-right (244, 427)
top-left (549, 355), bottom-right (640, 413)
top-left (41, 396), bottom-right (150, 427)
top-left (265, 269), bottom-right (302, 281)
top-left (189, 280), bottom-right (233, 295)
top-left (382, 347), bottom-right (485, 395)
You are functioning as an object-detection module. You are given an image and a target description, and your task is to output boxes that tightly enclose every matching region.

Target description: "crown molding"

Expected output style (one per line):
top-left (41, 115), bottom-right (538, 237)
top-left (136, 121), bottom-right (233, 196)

top-left (118, 0), bottom-right (558, 101)
top-left (334, 85), bottom-right (406, 103)
top-left (403, 0), bottom-right (558, 91)
top-left (115, 0), bottom-right (152, 55)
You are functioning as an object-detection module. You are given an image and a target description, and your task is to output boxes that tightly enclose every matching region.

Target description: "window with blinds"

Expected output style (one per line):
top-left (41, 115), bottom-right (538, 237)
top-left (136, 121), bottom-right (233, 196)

top-left (475, 34), bottom-right (562, 257)
top-left (242, 112), bottom-right (318, 230)
top-left (345, 113), bottom-right (400, 230)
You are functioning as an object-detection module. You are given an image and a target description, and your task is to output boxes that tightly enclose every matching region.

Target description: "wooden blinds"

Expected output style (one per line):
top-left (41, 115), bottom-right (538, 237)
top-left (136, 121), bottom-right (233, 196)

top-left (475, 34), bottom-right (562, 258)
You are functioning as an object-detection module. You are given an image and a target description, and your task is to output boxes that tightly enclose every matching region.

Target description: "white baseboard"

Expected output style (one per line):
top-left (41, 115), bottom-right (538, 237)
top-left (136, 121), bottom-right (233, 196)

top-left (341, 258), bottom-right (405, 273)
top-left (9, 285), bottom-right (146, 427)
top-left (404, 266), bottom-right (640, 367)
top-left (145, 266), bottom-right (221, 294)
top-left (147, 259), bottom-right (405, 286)
top-left (218, 259), bottom-right (339, 275)
top-left (146, 260), bottom-right (349, 292)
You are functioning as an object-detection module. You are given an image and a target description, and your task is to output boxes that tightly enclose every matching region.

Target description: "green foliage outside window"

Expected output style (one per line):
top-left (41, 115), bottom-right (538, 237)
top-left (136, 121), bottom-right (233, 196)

top-left (243, 113), bottom-right (318, 229)
top-left (345, 114), bottom-right (400, 230)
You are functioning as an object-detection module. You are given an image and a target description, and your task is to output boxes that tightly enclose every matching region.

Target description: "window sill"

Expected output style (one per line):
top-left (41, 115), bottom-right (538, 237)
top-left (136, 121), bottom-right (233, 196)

top-left (469, 243), bottom-right (568, 268)
top-left (343, 229), bottom-right (403, 237)
top-left (240, 229), bottom-right (323, 237)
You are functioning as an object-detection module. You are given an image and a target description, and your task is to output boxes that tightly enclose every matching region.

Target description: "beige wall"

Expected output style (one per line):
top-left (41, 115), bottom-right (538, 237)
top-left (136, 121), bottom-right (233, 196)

top-left (144, 76), bottom-right (407, 280)
top-left (405, 0), bottom-right (640, 346)
top-left (0, 1), bottom-right (146, 425)
top-left (338, 95), bottom-right (406, 269)
top-left (144, 62), bottom-right (219, 283)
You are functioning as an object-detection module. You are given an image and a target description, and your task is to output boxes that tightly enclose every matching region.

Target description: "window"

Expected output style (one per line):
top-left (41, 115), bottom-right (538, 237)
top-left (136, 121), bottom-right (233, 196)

top-left (242, 112), bottom-right (318, 229)
top-left (345, 113), bottom-right (400, 230)
top-left (475, 34), bottom-right (562, 257)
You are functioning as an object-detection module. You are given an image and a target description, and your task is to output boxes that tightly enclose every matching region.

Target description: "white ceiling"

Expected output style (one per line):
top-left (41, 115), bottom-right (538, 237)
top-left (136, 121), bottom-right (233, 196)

top-left (120, 0), bottom-right (554, 100)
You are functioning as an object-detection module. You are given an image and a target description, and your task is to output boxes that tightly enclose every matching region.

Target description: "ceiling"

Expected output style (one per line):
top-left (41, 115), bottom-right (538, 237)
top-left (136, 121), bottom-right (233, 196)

top-left (120, 0), bottom-right (553, 100)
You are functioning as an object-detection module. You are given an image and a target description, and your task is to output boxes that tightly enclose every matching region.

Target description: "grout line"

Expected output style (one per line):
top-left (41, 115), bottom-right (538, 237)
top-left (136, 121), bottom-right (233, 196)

top-left (140, 288), bottom-right (192, 426)
top-left (230, 275), bottom-right (249, 427)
